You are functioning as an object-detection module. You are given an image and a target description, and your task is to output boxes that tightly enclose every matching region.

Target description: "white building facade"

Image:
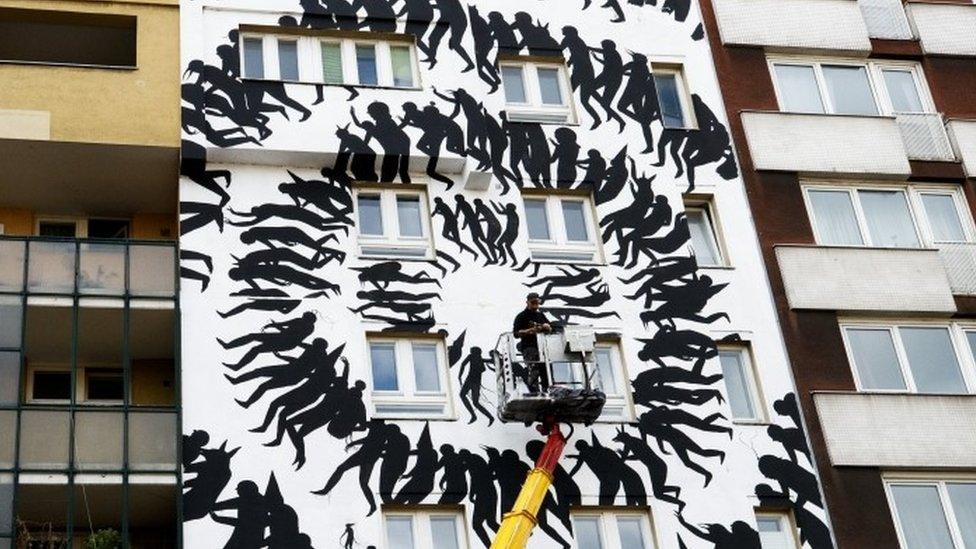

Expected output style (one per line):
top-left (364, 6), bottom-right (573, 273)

top-left (178, 1), bottom-right (834, 548)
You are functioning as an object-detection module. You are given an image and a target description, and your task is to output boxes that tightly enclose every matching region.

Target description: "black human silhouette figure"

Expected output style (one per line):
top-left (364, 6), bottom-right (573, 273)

top-left (264, 474), bottom-right (314, 548)
top-left (637, 274), bottom-right (730, 327)
top-left (473, 198), bottom-right (502, 264)
top-left (485, 113), bottom-right (516, 193)
top-left (279, 170), bottom-right (353, 221)
top-left (226, 338), bottom-right (336, 407)
top-left (506, 119), bottom-right (552, 187)
top-left (676, 514), bottom-right (761, 549)
top-left (378, 423), bottom-right (412, 503)
top-left (468, 6), bottom-right (500, 92)
top-left (618, 52), bottom-right (660, 153)
top-left (768, 395), bottom-right (811, 463)
top-left (340, 523), bottom-right (356, 549)
top-left (561, 27), bottom-right (604, 129)
top-left (457, 346), bottom-right (495, 425)
top-left (210, 481), bottom-right (268, 549)
top-left (653, 95), bottom-right (739, 192)
top-left (351, 103), bottom-right (411, 183)
top-left (550, 128), bottom-right (581, 187)
top-left (432, 196), bottom-right (478, 259)
top-left (526, 440), bottom-right (580, 532)
top-left (229, 203), bottom-right (350, 234)
top-left (393, 424), bottom-right (438, 504)
top-left (486, 448), bottom-right (571, 549)
top-left (463, 450), bottom-right (501, 547)
top-left (613, 427), bottom-right (684, 509)
top-left (400, 101), bottom-right (465, 188)
top-left (183, 438), bottom-right (239, 521)
top-left (567, 433), bottom-right (647, 506)
top-left (448, 330), bottom-right (466, 367)
top-left (180, 249), bottom-right (214, 292)
top-left (425, 0), bottom-right (474, 71)
top-left (511, 12), bottom-right (561, 55)
top-left (590, 40), bottom-right (627, 131)
top-left (353, 261), bottom-right (442, 290)
top-left (314, 421), bottom-right (390, 516)
top-left (229, 262), bottom-right (340, 298)
top-left (351, 0), bottom-right (396, 32)
top-left (577, 149), bottom-right (608, 191)
top-left (594, 147), bottom-right (629, 205)
top-left (399, 0), bottom-right (436, 58)
top-left (794, 504), bottom-right (834, 549)
top-left (455, 195), bottom-right (494, 261)
top-left (218, 312), bottom-right (316, 371)
top-left (182, 430), bottom-right (210, 470)
top-left (218, 298), bottom-right (301, 319)
top-left (491, 202), bottom-right (519, 265)
top-left (758, 455), bottom-right (823, 510)
top-left (240, 227), bottom-right (345, 266)
top-left (639, 405), bottom-right (728, 486)
top-left (181, 201), bottom-right (226, 237)
top-left (637, 324), bottom-right (717, 368)
top-left (335, 124), bottom-right (379, 182)
top-left (436, 444), bottom-right (469, 505)
top-left (621, 256), bottom-right (697, 308)
top-left (487, 12), bottom-right (519, 56)
top-left (527, 266), bottom-right (600, 296)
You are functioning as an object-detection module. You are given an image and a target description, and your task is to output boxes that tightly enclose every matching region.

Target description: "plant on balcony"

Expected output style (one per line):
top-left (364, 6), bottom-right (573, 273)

top-left (85, 528), bottom-right (122, 549)
top-left (15, 518), bottom-right (68, 549)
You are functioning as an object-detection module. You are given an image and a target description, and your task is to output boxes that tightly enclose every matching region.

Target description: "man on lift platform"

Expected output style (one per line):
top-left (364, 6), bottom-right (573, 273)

top-left (512, 292), bottom-right (552, 395)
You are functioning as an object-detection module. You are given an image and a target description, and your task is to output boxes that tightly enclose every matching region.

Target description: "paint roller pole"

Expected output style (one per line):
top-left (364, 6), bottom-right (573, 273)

top-left (490, 417), bottom-right (567, 549)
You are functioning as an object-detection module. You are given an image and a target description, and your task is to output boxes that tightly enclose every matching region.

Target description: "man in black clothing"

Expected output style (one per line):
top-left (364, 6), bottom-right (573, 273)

top-left (512, 292), bottom-right (552, 394)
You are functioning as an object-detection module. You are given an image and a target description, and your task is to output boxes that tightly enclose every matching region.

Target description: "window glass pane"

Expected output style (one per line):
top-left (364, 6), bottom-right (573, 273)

top-left (502, 66), bottom-right (527, 103)
top-left (0, 296), bottom-right (21, 349)
top-left (75, 411), bottom-right (124, 470)
top-left (562, 201), bottom-right (589, 242)
top-left (386, 516), bottom-right (415, 549)
top-left (86, 370), bottom-right (124, 401)
top-left (948, 483), bottom-right (976, 549)
top-left (0, 412), bottom-right (15, 469)
top-left (0, 474), bottom-right (11, 536)
top-left (858, 190), bottom-right (919, 248)
top-left (720, 350), bottom-right (758, 420)
top-left (20, 410), bottom-right (70, 468)
top-left (37, 221), bottom-right (76, 237)
top-left (370, 343), bottom-right (398, 391)
top-left (0, 240), bottom-right (24, 293)
top-left (757, 517), bottom-right (790, 549)
top-left (130, 245), bottom-right (176, 297)
top-left (921, 194), bottom-right (966, 243)
top-left (391, 45), bottom-right (414, 87)
top-left (87, 219), bottom-right (129, 239)
top-left (78, 243), bottom-right (124, 295)
top-left (890, 484), bottom-right (955, 549)
top-left (617, 517), bottom-right (646, 549)
top-left (654, 73), bottom-right (686, 128)
top-left (32, 371), bottom-right (70, 401)
top-left (808, 190), bottom-right (864, 246)
top-left (525, 199), bottom-right (550, 240)
top-left (0, 353), bottom-right (17, 405)
top-left (822, 65), bottom-right (878, 115)
top-left (595, 348), bottom-right (618, 395)
top-left (321, 42), bottom-right (344, 84)
top-left (27, 241), bottom-right (75, 293)
top-left (900, 327), bottom-right (967, 393)
top-left (968, 332), bottom-right (976, 366)
top-left (538, 68), bottom-right (563, 105)
top-left (846, 328), bottom-right (907, 390)
top-left (358, 195), bottom-right (384, 236)
top-left (243, 37), bottom-right (264, 79)
top-left (883, 70), bottom-right (924, 113)
top-left (687, 209), bottom-right (721, 265)
top-left (129, 412), bottom-right (177, 470)
top-left (278, 40), bottom-right (299, 80)
top-left (356, 44), bottom-right (378, 86)
top-left (573, 517), bottom-right (604, 549)
top-left (397, 196), bottom-right (423, 238)
top-left (431, 517), bottom-right (461, 549)
top-left (774, 64), bottom-right (825, 114)
top-left (412, 343), bottom-right (440, 392)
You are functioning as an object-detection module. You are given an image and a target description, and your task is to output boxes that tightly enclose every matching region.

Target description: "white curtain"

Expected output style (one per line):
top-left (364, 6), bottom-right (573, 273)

top-left (922, 194), bottom-right (966, 242)
top-left (859, 190), bottom-right (920, 248)
top-left (808, 190), bottom-right (863, 245)
top-left (949, 483), bottom-right (976, 549)
top-left (900, 327), bottom-right (967, 394)
top-left (891, 485), bottom-right (955, 549)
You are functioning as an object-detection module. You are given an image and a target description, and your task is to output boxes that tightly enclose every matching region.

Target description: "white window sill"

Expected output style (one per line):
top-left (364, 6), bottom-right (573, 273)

top-left (697, 263), bottom-right (735, 271)
top-left (504, 108), bottom-right (575, 125)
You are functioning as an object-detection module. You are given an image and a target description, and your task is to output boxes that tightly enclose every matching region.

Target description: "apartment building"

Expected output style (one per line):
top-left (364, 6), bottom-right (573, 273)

top-left (178, 1), bottom-right (834, 548)
top-left (699, 0), bottom-right (976, 547)
top-left (0, 0), bottom-right (181, 547)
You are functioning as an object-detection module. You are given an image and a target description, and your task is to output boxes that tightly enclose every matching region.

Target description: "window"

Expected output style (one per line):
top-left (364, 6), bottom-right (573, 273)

top-left (241, 32), bottom-right (419, 88)
top-left (652, 66), bottom-right (695, 129)
top-left (523, 194), bottom-right (600, 262)
top-left (771, 59), bottom-right (933, 116)
top-left (842, 323), bottom-right (973, 394)
top-left (685, 202), bottom-right (725, 267)
top-left (719, 347), bottom-right (764, 422)
top-left (571, 510), bottom-right (656, 549)
top-left (0, 8), bottom-right (136, 68)
top-left (38, 220), bottom-right (79, 238)
top-left (804, 184), bottom-right (974, 248)
top-left (355, 188), bottom-right (432, 258)
top-left (756, 512), bottom-right (801, 549)
top-left (30, 369), bottom-right (71, 402)
top-left (367, 337), bottom-right (451, 418)
top-left (383, 509), bottom-right (468, 549)
top-left (85, 369), bottom-right (124, 402)
top-left (35, 217), bottom-right (131, 239)
top-left (500, 60), bottom-right (574, 123)
top-left (887, 479), bottom-right (976, 549)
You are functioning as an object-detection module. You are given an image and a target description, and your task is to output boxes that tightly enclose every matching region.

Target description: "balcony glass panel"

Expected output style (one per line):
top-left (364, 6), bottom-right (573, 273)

top-left (27, 241), bottom-right (75, 294)
top-left (15, 482), bottom-right (69, 548)
top-left (72, 481), bottom-right (123, 543)
top-left (129, 481), bottom-right (178, 547)
top-left (0, 412), bottom-right (15, 469)
top-left (129, 245), bottom-right (176, 297)
top-left (0, 474), bottom-right (11, 536)
top-left (129, 412), bottom-right (177, 470)
top-left (78, 305), bottom-right (123, 403)
top-left (130, 308), bottom-right (176, 407)
top-left (75, 411), bottom-right (124, 470)
top-left (0, 297), bottom-right (21, 349)
top-left (19, 410), bottom-right (70, 468)
top-left (0, 241), bottom-right (24, 293)
top-left (0, 353), bottom-right (15, 405)
top-left (78, 243), bottom-right (125, 295)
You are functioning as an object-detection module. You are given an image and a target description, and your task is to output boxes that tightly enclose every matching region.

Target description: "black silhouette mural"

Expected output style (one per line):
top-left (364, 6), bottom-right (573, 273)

top-left (179, 1), bottom-right (832, 548)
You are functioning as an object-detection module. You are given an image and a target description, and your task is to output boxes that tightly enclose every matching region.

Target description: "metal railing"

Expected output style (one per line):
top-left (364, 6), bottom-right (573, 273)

top-left (859, 0), bottom-right (915, 40)
top-left (896, 113), bottom-right (957, 162)
top-left (937, 242), bottom-right (976, 296)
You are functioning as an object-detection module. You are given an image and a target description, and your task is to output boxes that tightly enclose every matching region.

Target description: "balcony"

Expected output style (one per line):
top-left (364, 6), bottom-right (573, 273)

top-left (815, 392), bottom-right (976, 467)
top-left (948, 119), bottom-right (976, 178)
top-left (907, 2), bottom-right (976, 57)
top-left (937, 243), bottom-right (976, 297)
top-left (774, 245), bottom-right (956, 312)
top-left (859, 0), bottom-right (915, 40)
top-left (895, 112), bottom-right (956, 162)
top-left (713, 0), bottom-right (872, 53)
top-left (741, 111), bottom-right (912, 176)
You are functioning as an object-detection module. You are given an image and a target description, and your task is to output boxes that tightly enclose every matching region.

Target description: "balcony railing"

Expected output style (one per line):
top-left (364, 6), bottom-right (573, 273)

top-left (937, 243), bottom-right (976, 297)
top-left (0, 237), bottom-right (177, 297)
top-left (948, 119), bottom-right (976, 178)
top-left (859, 0), bottom-right (915, 40)
top-left (895, 113), bottom-right (957, 162)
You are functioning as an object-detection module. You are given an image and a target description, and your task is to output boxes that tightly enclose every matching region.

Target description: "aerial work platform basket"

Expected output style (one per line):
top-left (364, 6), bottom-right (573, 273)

top-left (493, 325), bottom-right (607, 426)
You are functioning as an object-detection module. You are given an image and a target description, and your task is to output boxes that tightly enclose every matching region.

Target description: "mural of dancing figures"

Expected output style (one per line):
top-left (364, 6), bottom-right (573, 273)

top-left (179, 1), bottom-right (834, 548)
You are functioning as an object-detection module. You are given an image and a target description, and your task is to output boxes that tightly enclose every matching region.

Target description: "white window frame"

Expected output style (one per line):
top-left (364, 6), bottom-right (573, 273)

top-left (25, 364), bottom-right (72, 404)
top-left (366, 336), bottom-right (453, 419)
top-left (839, 319), bottom-right (976, 395)
top-left (570, 509), bottom-right (658, 549)
top-left (83, 367), bottom-right (125, 405)
top-left (499, 59), bottom-right (576, 124)
top-left (35, 216), bottom-right (86, 238)
top-left (522, 193), bottom-right (602, 263)
top-left (382, 508), bottom-right (469, 549)
top-left (802, 182), bottom-right (975, 248)
top-left (718, 345), bottom-right (767, 424)
top-left (883, 475), bottom-right (976, 549)
top-left (354, 187), bottom-right (435, 260)
top-left (651, 64), bottom-right (697, 130)
top-left (768, 57), bottom-right (936, 116)
top-left (755, 511), bottom-right (802, 549)
top-left (549, 341), bottom-right (635, 422)
top-left (684, 199), bottom-right (728, 267)
top-left (239, 31), bottom-right (421, 89)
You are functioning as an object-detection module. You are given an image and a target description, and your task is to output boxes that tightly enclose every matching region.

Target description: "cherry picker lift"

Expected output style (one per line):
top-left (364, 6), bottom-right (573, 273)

top-left (490, 325), bottom-right (607, 549)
